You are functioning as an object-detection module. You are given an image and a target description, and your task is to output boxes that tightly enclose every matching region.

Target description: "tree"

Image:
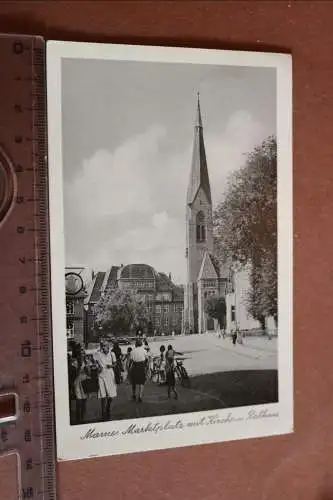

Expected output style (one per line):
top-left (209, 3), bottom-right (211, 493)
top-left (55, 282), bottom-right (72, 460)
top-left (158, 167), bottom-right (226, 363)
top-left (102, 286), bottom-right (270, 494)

top-left (204, 295), bottom-right (226, 329)
top-left (94, 288), bottom-right (148, 336)
top-left (214, 135), bottom-right (277, 325)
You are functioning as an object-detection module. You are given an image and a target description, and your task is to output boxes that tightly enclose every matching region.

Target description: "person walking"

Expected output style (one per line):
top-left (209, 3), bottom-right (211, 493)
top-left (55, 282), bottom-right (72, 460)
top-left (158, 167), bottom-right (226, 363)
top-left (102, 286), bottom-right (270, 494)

top-left (130, 338), bottom-right (148, 402)
top-left (112, 341), bottom-right (123, 384)
top-left (159, 345), bottom-right (166, 384)
top-left (165, 345), bottom-right (178, 399)
top-left (231, 326), bottom-right (237, 345)
top-left (236, 328), bottom-right (243, 345)
top-left (72, 345), bottom-right (90, 424)
top-left (124, 346), bottom-right (133, 384)
top-left (94, 340), bottom-right (117, 421)
top-left (143, 339), bottom-right (152, 379)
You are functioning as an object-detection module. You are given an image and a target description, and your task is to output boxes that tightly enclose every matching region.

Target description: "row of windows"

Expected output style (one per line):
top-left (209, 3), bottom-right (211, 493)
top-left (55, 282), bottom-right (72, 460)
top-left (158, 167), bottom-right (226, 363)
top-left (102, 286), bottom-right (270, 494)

top-left (203, 280), bottom-right (218, 288)
top-left (86, 302), bottom-right (183, 315)
top-left (156, 292), bottom-right (172, 301)
top-left (155, 304), bottom-right (183, 313)
top-left (155, 316), bottom-right (178, 327)
top-left (66, 302), bottom-right (74, 314)
top-left (120, 280), bottom-right (155, 289)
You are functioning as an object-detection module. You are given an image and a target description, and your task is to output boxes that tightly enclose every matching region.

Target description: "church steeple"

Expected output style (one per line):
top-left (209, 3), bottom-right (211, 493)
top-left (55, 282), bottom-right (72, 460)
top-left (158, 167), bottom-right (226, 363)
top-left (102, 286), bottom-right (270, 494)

top-left (195, 91), bottom-right (203, 128)
top-left (186, 93), bottom-right (212, 206)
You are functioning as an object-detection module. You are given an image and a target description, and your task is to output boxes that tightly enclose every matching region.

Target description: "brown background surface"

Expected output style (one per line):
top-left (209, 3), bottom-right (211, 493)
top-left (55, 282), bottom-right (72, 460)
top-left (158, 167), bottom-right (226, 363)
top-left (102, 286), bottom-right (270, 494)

top-left (0, 1), bottom-right (332, 499)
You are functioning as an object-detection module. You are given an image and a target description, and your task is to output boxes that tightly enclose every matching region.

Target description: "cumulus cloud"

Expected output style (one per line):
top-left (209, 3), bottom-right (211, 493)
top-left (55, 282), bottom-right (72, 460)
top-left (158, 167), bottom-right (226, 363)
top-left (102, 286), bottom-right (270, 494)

top-left (206, 110), bottom-right (266, 205)
top-left (64, 109), bottom-right (269, 284)
top-left (64, 125), bottom-right (166, 219)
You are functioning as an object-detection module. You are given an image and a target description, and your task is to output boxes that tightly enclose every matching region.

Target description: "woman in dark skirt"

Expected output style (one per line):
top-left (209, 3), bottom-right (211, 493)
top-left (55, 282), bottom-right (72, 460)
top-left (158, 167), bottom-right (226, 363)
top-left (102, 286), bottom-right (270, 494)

top-left (130, 338), bottom-right (148, 402)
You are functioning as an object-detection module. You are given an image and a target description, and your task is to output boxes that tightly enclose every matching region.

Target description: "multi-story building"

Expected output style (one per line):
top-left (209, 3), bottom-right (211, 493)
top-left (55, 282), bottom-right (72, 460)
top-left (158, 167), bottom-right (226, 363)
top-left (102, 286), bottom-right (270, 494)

top-left (85, 264), bottom-right (184, 339)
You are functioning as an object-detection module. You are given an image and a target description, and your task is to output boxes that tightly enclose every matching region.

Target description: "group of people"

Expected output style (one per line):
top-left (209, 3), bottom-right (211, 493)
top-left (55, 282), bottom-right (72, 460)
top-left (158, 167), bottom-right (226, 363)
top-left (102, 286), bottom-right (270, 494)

top-left (122, 340), bottom-right (178, 401)
top-left (156, 344), bottom-right (178, 399)
top-left (68, 336), bottom-right (180, 424)
top-left (68, 339), bottom-right (120, 424)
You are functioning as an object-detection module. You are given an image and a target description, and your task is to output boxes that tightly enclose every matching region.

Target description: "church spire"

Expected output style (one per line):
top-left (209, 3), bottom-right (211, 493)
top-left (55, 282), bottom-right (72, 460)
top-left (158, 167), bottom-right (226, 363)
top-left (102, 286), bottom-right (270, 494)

top-left (195, 92), bottom-right (203, 128)
top-left (186, 93), bottom-right (212, 206)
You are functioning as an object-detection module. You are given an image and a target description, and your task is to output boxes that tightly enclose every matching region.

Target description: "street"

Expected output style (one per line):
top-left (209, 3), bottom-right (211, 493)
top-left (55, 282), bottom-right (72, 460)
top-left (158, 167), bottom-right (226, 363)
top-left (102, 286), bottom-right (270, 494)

top-left (143, 333), bottom-right (277, 376)
top-left (71, 333), bottom-right (278, 425)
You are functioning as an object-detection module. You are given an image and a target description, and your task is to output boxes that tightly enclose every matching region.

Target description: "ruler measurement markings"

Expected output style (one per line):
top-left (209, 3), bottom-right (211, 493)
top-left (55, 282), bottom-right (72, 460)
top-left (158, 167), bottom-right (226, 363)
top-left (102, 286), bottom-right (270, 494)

top-left (0, 36), bottom-right (55, 500)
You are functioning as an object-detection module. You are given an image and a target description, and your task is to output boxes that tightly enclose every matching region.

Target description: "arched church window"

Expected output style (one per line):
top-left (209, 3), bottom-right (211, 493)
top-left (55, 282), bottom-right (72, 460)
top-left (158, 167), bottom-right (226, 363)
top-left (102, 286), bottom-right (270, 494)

top-left (196, 211), bottom-right (206, 243)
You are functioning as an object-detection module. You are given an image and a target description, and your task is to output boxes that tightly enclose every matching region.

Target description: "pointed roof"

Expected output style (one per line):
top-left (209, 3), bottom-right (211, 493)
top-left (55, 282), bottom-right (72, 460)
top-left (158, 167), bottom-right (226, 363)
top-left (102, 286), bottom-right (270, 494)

top-left (198, 252), bottom-right (218, 281)
top-left (187, 93), bottom-right (212, 206)
top-left (86, 271), bottom-right (106, 303)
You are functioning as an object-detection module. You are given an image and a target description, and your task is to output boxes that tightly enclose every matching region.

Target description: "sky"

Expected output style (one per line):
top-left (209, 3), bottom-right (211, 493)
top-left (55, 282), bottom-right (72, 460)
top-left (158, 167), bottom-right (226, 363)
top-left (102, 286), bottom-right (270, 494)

top-left (61, 57), bottom-right (276, 284)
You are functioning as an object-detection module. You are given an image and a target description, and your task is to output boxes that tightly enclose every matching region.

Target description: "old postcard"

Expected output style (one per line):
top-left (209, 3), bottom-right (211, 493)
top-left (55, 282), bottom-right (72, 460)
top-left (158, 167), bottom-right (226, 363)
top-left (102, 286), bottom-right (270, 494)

top-left (47, 41), bottom-right (292, 460)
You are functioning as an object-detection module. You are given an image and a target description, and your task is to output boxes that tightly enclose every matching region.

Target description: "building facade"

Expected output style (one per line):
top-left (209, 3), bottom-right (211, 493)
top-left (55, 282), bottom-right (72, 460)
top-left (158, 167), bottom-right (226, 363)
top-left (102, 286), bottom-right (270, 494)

top-left (65, 267), bottom-right (88, 344)
top-left (225, 264), bottom-right (277, 335)
top-left (184, 95), bottom-right (227, 334)
top-left (85, 263), bottom-right (184, 339)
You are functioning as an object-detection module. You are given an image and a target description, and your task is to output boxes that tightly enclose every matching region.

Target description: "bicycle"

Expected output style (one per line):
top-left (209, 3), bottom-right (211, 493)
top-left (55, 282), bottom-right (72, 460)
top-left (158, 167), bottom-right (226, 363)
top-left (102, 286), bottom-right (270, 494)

top-left (175, 358), bottom-right (190, 388)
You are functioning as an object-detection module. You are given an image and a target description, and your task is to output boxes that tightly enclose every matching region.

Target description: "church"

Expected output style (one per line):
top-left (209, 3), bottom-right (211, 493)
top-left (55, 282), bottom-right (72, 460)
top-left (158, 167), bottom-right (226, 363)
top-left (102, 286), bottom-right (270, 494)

top-left (183, 95), bottom-right (275, 335)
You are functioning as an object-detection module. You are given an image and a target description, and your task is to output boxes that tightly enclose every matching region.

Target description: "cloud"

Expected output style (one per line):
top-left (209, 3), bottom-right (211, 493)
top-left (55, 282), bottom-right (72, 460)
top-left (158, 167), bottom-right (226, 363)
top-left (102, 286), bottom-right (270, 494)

top-left (206, 110), bottom-right (266, 205)
top-left (64, 125), bottom-right (166, 219)
top-left (78, 211), bottom-right (185, 283)
top-left (152, 211), bottom-right (169, 230)
top-left (64, 109), bottom-right (269, 285)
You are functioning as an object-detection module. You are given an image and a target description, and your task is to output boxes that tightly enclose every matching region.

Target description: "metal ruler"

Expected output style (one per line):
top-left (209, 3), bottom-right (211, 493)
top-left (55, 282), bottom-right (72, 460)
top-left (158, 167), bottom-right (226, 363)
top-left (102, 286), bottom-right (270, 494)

top-left (0, 34), bottom-right (56, 499)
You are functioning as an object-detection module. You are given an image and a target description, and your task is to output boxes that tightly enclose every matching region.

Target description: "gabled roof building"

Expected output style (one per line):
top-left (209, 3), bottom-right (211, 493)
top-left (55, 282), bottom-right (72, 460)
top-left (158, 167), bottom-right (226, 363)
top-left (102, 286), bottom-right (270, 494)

top-left (85, 263), bottom-right (184, 339)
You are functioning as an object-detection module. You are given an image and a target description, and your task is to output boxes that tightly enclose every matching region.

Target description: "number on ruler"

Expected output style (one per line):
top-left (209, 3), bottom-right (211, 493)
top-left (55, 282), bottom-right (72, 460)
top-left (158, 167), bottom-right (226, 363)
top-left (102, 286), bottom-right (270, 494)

top-left (20, 316), bottom-right (28, 324)
top-left (21, 341), bottom-right (32, 358)
top-left (26, 458), bottom-right (33, 470)
top-left (23, 400), bottom-right (31, 413)
top-left (22, 487), bottom-right (34, 498)
top-left (24, 429), bottom-right (32, 442)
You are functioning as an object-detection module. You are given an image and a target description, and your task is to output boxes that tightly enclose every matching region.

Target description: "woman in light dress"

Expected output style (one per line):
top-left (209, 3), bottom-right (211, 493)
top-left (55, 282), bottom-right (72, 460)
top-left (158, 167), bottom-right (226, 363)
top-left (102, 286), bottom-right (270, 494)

top-left (94, 340), bottom-right (117, 421)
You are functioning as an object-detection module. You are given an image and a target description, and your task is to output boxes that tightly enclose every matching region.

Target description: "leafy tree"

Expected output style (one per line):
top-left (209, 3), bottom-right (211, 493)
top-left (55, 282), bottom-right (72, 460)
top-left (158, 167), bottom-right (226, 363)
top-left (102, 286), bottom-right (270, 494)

top-left (214, 135), bottom-right (277, 325)
top-left (204, 295), bottom-right (226, 328)
top-left (94, 288), bottom-right (148, 335)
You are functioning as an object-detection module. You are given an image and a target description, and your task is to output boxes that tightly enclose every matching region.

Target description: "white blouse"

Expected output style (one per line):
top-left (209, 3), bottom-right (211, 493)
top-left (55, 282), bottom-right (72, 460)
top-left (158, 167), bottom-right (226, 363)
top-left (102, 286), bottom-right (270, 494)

top-left (130, 346), bottom-right (148, 363)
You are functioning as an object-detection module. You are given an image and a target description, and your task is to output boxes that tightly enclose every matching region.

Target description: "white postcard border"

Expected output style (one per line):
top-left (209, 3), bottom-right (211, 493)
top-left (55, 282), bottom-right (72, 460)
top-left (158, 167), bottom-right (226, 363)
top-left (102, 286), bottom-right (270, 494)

top-left (47, 41), bottom-right (293, 461)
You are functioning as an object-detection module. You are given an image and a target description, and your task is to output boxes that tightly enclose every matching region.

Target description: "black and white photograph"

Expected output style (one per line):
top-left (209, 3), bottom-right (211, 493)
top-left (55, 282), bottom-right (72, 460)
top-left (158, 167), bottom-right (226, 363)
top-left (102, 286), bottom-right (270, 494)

top-left (47, 42), bottom-right (292, 460)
